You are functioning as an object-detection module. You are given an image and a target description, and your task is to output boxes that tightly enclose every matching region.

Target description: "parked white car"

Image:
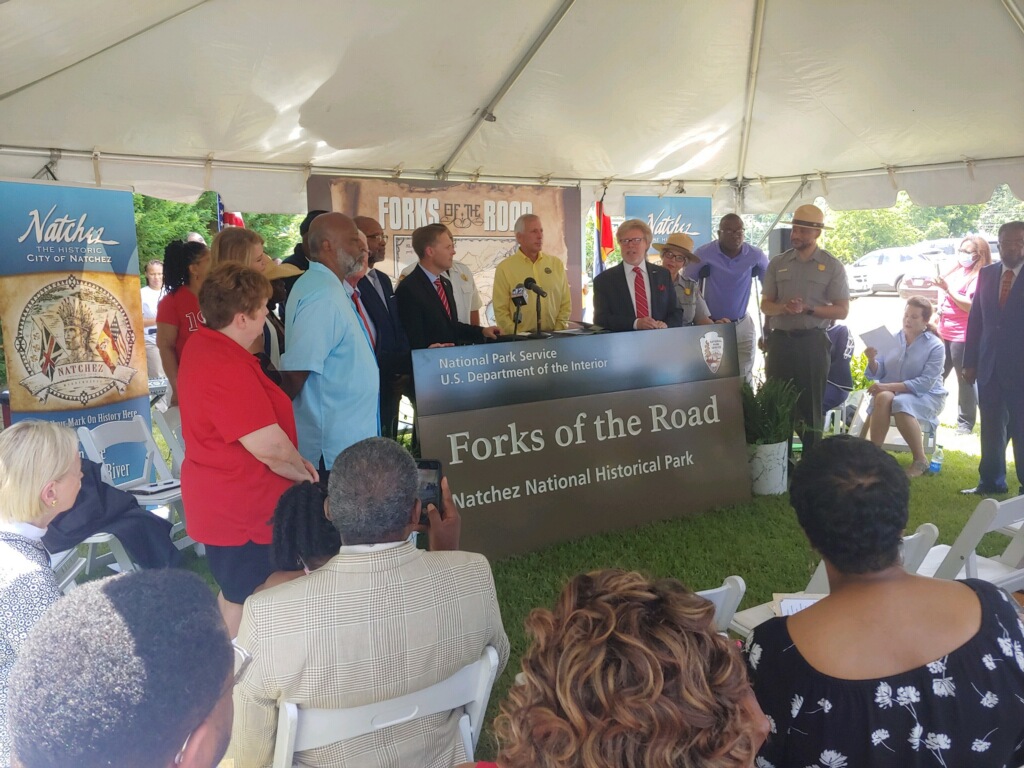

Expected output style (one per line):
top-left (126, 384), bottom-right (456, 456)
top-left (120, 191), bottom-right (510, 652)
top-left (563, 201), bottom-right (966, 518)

top-left (846, 248), bottom-right (935, 295)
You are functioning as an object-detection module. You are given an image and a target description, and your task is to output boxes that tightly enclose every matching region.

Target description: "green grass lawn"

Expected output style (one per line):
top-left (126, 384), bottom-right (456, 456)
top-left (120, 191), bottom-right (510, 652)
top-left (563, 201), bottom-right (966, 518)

top-left (151, 439), bottom-right (1005, 759)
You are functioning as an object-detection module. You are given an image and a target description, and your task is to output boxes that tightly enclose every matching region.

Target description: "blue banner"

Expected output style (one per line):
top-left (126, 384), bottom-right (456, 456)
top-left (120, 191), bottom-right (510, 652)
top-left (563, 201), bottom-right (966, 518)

top-left (0, 180), bottom-right (151, 481)
top-left (624, 195), bottom-right (713, 254)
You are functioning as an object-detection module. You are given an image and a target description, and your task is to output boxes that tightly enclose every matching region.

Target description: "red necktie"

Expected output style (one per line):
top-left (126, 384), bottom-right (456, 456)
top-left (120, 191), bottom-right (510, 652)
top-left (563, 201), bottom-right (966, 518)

top-left (633, 266), bottom-right (649, 319)
top-left (351, 289), bottom-right (376, 348)
top-left (435, 278), bottom-right (452, 318)
top-left (999, 269), bottom-right (1014, 309)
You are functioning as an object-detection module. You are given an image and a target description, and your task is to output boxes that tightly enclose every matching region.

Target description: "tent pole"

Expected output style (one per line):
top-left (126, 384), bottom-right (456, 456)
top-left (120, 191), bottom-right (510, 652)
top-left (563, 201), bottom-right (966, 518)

top-left (0, 1), bottom-right (212, 103)
top-left (750, 178), bottom-right (808, 342)
top-left (735, 0), bottom-right (768, 183)
top-left (438, 0), bottom-right (576, 178)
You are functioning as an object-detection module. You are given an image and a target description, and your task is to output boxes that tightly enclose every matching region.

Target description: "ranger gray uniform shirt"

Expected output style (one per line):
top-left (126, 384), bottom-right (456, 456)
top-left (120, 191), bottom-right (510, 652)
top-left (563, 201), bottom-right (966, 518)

top-left (763, 247), bottom-right (848, 330)
top-left (673, 275), bottom-right (711, 326)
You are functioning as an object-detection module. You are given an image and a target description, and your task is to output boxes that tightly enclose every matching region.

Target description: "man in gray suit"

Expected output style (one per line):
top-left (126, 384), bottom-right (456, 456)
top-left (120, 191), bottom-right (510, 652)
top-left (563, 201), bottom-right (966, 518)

top-left (231, 438), bottom-right (509, 768)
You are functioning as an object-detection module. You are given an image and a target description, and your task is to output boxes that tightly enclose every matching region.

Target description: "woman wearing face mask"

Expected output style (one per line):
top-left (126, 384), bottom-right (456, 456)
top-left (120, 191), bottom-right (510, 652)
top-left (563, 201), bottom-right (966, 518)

top-left (931, 236), bottom-right (991, 435)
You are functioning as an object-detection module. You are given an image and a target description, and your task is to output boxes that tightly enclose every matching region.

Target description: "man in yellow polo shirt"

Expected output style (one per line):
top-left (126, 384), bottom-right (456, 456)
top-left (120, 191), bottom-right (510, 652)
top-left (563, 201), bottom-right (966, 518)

top-left (492, 213), bottom-right (571, 335)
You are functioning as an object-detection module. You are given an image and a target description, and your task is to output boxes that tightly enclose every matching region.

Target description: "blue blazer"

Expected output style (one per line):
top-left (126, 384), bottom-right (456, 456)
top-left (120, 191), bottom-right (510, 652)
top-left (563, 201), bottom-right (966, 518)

top-left (964, 263), bottom-right (1024, 388)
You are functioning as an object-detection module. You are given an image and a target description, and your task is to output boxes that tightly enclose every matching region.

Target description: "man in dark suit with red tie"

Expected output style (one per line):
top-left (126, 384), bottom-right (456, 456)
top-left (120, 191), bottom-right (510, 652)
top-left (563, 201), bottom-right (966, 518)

top-left (593, 219), bottom-right (683, 331)
top-left (395, 223), bottom-right (500, 349)
top-left (962, 220), bottom-right (1024, 496)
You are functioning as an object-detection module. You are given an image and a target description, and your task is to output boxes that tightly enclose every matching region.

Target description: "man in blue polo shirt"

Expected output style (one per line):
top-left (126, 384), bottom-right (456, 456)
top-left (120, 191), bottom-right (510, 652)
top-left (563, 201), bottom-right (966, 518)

top-left (689, 213), bottom-right (769, 384)
top-left (280, 212), bottom-right (379, 482)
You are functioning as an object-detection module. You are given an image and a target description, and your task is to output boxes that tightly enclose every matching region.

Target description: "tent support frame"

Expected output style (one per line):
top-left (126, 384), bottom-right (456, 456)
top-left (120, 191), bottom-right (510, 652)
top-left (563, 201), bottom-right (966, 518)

top-left (438, 0), bottom-right (576, 179)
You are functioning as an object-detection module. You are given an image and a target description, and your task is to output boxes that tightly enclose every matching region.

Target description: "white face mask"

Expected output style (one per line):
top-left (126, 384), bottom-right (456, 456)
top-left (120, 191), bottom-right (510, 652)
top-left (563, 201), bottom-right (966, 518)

top-left (959, 255), bottom-right (975, 268)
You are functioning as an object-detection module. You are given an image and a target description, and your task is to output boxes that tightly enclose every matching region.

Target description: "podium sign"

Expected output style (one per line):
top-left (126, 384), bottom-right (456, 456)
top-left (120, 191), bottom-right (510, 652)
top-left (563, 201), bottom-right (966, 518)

top-left (414, 327), bottom-right (751, 559)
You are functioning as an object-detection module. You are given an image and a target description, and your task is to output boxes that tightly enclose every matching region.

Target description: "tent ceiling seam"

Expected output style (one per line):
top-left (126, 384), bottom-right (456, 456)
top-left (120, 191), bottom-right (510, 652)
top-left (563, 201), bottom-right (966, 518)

top-left (0, 1), bottom-right (212, 103)
top-left (1001, 0), bottom-right (1024, 35)
top-left (5, 145), bottom-right (1022, 191)
top-left (735, 0), bottom-right (767, 183)
top-left (438, 0), bottom-right (576, 178)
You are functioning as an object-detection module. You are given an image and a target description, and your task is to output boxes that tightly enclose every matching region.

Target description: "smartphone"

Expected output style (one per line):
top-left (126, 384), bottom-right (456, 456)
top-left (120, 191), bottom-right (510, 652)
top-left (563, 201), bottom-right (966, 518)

top-left (415, 460), bottom-right (443, 524)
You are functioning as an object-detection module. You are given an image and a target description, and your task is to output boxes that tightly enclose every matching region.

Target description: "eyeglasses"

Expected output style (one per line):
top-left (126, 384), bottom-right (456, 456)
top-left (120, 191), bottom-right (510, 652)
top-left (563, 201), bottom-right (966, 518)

top-left (720, 227), bottom-right (745, 235)
top-left (660, 251), bottom-right (689, 261)
top-left (367, 232), bottom-right (388, 242)
top-left (619, 237), bottom-right (647, 246)
top-left (175, 643), bottom-right (253, 765)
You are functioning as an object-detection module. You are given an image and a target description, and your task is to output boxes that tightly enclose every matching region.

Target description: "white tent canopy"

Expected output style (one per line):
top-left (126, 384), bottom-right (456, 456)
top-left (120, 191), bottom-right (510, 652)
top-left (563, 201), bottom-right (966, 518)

top-left (2, 0), bottom-right (1024, 215)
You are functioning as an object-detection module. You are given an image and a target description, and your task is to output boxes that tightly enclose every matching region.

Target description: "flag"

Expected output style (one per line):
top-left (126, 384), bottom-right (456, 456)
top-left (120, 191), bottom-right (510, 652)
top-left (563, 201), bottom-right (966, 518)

top-left (216, 194), bottom-right (245, 230)
top-left (39, 325), bottom-right (58, 379)
top-left (110, 314), bottom-right (130, 361)
top-left (96, 319), bottom-right (117, 372)
top-left (594, 200), bottom-right (614, 277)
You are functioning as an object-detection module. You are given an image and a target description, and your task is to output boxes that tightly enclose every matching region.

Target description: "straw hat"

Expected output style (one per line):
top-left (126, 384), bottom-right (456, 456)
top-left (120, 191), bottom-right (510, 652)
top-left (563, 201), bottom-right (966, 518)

top-left (789, 204), bottom-right (831, 230)
top-left (651, 232), bottom-right (700, 261)
top-left (264, 261), bottom-right (303, 281)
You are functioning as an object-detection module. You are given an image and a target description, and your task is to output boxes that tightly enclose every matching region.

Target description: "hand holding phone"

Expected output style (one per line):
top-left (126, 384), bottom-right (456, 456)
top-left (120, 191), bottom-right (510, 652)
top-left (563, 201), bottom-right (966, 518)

top-left (416, 460), bottom-right (442, 525)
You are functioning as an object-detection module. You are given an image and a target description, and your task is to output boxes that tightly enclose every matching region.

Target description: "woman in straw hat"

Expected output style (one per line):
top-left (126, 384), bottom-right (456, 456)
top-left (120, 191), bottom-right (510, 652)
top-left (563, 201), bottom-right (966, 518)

top-left (653, 232), bottom-right (714, 327)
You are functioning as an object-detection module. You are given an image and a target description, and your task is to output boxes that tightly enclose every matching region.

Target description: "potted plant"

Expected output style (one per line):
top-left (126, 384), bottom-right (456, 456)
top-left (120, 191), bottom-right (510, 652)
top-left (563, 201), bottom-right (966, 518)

top-left (741, 378), bottom-right (799, 495)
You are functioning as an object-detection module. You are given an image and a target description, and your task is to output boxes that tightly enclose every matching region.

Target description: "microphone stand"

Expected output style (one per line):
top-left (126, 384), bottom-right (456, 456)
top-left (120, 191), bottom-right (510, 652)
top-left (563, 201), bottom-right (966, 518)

top-left (529, 292), bottom-right (550, 340)
top-left (513, 304), bottom-right (522, 336)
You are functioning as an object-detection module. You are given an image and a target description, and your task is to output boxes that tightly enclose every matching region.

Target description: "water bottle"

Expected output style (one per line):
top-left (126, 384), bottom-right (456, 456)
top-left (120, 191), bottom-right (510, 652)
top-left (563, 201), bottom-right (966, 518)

top-left (929, 445), bottom-right (944, 474)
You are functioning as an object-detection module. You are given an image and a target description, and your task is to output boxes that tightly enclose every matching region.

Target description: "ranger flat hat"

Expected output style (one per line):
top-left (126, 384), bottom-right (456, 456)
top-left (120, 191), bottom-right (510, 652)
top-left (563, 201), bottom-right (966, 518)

top-left (651, 232), bottom-right (700, 261)
top-left (789, 204), bottom-right (831, 230)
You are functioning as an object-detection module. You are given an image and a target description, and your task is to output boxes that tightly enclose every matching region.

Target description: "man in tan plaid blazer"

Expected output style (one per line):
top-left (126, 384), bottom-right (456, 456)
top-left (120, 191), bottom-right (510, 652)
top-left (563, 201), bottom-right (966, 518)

top-left (230, 438), bottom-right (509, 768)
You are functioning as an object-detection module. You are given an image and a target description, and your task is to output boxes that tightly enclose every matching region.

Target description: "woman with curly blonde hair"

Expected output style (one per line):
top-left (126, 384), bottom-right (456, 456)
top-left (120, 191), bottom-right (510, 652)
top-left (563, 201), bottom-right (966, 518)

top-left (462, 569), bottom-right (768, 768)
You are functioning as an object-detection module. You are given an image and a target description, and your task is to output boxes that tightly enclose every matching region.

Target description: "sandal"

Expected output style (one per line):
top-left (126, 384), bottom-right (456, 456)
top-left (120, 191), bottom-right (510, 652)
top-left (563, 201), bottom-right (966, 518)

top-left (905, 460), bottom-right (929, 478)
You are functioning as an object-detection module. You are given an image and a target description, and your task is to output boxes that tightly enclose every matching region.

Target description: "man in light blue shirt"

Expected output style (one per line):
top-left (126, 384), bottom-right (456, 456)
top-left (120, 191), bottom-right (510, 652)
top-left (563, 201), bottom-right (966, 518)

top-left (688, 213), bottom-right (769, 383)
top-left (281, 212), bottom-right (379, 480)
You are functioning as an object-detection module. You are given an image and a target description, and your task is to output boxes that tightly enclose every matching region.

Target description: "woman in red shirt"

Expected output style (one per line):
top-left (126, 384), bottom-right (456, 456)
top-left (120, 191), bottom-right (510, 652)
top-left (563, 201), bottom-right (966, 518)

top-left (178, 262), bottom-right (317, 635)
top-left (156, 239), bottom-right (211, 406)
top-left (932, 235), bottom-right (991, 435)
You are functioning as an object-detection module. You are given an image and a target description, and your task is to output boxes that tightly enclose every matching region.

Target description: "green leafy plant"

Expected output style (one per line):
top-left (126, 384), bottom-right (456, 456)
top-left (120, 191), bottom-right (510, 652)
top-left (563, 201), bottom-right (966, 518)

top-left (850, 352), bottom-right (871, 393)
top-left (741, 378), bottom-right (800, 445)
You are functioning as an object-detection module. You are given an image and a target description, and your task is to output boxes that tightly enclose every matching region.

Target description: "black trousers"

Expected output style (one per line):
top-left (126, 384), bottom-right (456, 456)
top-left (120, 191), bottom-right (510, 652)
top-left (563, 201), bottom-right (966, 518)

top-left (765, 329), bottom-right (831, 456)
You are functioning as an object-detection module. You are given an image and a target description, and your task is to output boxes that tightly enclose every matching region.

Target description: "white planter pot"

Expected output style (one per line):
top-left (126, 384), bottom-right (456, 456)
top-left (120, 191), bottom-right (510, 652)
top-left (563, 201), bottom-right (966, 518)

top-left (747, 441), bottom-right (789, 495)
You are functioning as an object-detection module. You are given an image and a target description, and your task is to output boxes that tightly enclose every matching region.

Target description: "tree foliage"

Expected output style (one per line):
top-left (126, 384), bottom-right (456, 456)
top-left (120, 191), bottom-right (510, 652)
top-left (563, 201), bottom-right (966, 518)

top-left (133, 191), bottom-right (217, 271)
top-left (133, 192), bottom-right (303, 274)
top-left (243, 213), bottom-right (302, 260)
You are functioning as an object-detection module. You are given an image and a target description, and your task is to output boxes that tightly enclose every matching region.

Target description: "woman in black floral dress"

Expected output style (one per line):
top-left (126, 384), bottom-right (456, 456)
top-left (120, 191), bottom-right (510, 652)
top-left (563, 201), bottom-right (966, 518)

top-left (746, 435), bottom-right (1024, 768)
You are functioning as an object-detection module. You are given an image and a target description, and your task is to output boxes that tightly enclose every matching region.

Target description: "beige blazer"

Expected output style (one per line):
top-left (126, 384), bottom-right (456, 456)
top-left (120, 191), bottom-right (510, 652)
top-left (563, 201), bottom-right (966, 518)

top-left (230, 542), bottom-right (509, 768)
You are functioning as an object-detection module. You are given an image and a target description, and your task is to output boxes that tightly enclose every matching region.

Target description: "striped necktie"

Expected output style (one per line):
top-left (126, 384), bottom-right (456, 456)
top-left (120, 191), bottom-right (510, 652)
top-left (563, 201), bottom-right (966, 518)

top-left (435, 278), bottom-right (452, 318)
top-left (633, 266), bottom-right (649, 318)
top-left (351, 289), bottom-right (376, 348)
top-left (999, 269), bottom-right (1014, 309)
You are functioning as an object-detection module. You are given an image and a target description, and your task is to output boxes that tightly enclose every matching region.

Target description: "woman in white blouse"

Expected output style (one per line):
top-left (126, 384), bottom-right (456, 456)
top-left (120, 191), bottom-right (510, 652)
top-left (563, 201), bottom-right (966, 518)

top-left (0, 420), bottom-right (82, 766)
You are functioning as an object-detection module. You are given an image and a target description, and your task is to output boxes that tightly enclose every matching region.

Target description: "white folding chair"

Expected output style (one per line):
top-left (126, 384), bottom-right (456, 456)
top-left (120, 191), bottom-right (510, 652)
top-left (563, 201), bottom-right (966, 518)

top-left (271, 645), bottom-right (500, 768)
top-left (695, 575), bottom-right (746, 633)
top-left (917, 496), bottom-right (1024, 591)
top-left (49, 548), bottom-right (87, 594)
top-left (729, 523), bottom-right (939, 638)
top-left (77, 416), bottom-right (197, 572)
top-left (151, 406), bottom-right (184, 478)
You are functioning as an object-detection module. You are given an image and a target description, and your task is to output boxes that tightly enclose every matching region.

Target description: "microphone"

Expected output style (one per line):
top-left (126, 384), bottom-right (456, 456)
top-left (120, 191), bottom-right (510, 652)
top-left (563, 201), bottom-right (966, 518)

top-left (511, 284), bottom-right (528, 307)
top-left (523, 277), bottom-right (548, 297)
